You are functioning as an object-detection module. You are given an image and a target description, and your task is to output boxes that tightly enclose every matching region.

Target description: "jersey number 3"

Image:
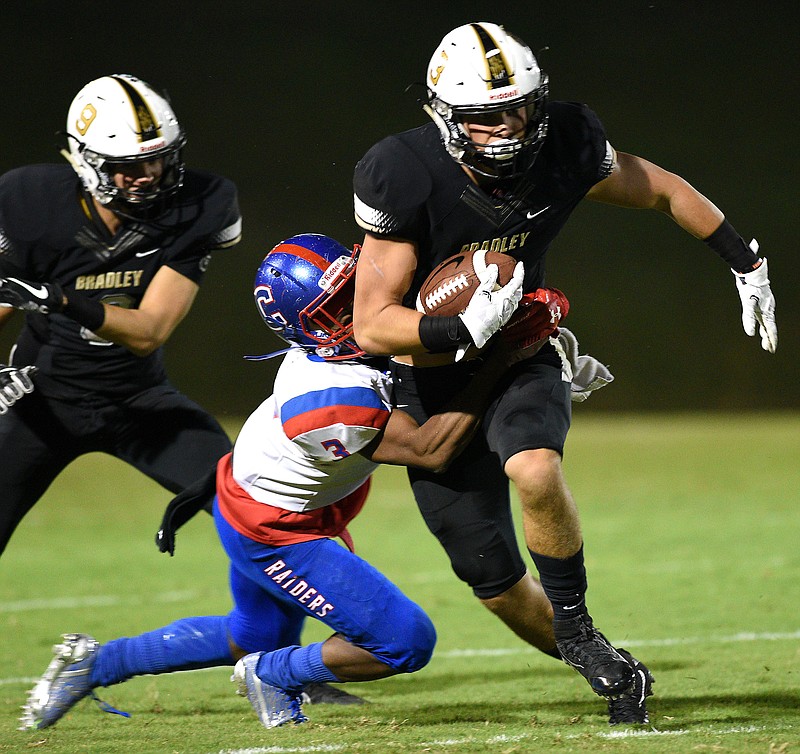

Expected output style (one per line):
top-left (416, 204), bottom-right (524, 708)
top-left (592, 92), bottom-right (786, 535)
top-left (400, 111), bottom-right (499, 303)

top-left (321, 439), bottom-right (350, 458)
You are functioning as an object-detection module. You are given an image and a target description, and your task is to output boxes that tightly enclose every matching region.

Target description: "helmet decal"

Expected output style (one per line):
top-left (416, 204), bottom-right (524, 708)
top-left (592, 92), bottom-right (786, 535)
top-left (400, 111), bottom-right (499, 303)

top-left (277, 242), bottom-right (333, 273)
top-left (470, 23), bottom-right (514, 89)
top-left (74, 103), bottom-right (97, 137)
top-left (429, 51), bottom-right (446, 86)
top-left (110, 75), bottom-right (161, 142)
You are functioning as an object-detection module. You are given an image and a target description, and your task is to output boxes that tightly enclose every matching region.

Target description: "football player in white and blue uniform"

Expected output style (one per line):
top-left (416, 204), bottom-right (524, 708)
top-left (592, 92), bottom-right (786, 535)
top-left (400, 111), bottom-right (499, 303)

top-left (19, 233), bottom-right (558, 731)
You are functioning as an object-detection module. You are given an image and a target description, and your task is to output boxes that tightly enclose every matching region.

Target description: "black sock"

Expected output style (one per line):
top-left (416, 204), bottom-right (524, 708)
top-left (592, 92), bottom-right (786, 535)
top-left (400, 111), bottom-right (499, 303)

top-left (528, 544), bottom-right (587, 621)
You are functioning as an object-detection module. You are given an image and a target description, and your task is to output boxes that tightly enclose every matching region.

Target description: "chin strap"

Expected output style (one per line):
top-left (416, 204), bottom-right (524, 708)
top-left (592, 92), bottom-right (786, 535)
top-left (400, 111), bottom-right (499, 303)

top-left (243, 347), bottom-right (294, 361)
top-left (423, 103), bottom-right (466, 163)
top-left (59, 147), bottom-right (80, 170)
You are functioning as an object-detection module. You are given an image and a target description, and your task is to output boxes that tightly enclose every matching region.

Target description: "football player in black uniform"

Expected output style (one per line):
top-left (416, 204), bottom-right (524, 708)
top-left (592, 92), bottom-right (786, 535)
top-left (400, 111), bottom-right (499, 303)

top-left (352, 22), bottom-right (778, 725)
top-left (0, 74), bottom-right (240, 555)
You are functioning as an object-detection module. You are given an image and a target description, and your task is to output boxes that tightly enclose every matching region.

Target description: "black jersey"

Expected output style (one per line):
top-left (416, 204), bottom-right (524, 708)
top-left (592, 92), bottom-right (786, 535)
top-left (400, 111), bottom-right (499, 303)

top-left (353, 101), bottom-right (612, 308)
top-left (0, 164), bottom-right (241, 399)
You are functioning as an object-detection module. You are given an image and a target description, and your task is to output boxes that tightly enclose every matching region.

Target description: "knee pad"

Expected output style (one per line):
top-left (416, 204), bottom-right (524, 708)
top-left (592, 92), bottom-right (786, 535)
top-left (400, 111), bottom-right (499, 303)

top-left (385, 605), bottom-right (437, 674)
top-left (437, 522), bottom-right (527, 600)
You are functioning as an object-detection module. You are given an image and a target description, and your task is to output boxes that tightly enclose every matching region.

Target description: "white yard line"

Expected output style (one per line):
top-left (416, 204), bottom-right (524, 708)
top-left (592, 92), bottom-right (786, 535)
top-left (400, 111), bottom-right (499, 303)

top-left (437, 629), bottom-right (800, 657)
top-left (0, 590), bottom-right (197, 613)
top-left (213, 725), bottom-right (782, 754)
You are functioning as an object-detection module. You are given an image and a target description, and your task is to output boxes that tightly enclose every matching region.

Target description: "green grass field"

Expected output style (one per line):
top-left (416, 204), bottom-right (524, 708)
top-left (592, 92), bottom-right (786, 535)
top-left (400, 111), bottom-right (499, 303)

top-left (1, 413), bottom-right (798, 753)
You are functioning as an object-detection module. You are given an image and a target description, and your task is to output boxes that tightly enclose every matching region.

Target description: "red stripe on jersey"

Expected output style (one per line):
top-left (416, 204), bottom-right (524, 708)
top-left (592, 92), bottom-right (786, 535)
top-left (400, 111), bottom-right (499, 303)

top-left (215, 453), bottom-right (370, 551)
top-left (282, 404), bottom-right (388, 440)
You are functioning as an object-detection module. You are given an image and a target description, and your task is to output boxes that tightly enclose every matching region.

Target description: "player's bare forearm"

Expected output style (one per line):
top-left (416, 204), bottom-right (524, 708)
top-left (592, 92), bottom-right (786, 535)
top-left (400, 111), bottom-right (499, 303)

top-left (368, 345), bottom-right (509, 471)
top-left (354, 302), bottom-right (428, 356)
top-left (91, 267), bottom-right (198, 357)
top-left (367, 408), bottom-right (480, 472)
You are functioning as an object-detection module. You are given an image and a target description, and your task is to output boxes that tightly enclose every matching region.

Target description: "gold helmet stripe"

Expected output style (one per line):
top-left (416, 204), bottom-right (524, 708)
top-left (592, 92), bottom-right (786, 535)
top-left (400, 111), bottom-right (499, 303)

top-left (470, 23), bottom-right (515, 90)
top-left (110, 76), bottom-right (161, 142)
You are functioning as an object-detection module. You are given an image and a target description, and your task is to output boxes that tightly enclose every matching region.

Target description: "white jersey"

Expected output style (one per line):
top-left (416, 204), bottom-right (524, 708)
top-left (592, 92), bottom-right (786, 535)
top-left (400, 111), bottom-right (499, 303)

top-left (231, 348), bottom-right (392, 511)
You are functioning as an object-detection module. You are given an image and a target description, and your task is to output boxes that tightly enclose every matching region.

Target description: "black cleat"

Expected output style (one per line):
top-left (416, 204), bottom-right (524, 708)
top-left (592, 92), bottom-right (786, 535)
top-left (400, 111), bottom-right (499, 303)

top-left (607, 648), bottom-right (654, 726)
top-left (301, 682), bottom-right (368, 705)
top-left (554, 613), bottom-right (634, 698)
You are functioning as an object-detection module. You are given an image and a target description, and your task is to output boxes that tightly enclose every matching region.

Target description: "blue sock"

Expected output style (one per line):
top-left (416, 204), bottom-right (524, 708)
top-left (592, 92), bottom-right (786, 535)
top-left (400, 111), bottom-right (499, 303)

top-left (255, 642), bottom-right (340, 694)
top-left (91, 615), bottom-right (233, 688)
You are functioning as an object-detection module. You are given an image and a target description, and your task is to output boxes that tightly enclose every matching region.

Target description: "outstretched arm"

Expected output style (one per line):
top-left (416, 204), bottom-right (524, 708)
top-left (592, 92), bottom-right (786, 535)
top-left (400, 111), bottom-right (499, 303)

top-left (587, 150), bottom-right (776, 352)
top-left (586, 150), bottom-right (725, 239)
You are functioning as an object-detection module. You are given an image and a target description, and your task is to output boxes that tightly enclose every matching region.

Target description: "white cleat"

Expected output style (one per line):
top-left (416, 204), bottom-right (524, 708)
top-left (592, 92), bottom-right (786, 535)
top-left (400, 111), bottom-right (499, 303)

top-left (19, 633), bottom-right (99, 730)
top-left (232, 652), bottom-right (308, 729)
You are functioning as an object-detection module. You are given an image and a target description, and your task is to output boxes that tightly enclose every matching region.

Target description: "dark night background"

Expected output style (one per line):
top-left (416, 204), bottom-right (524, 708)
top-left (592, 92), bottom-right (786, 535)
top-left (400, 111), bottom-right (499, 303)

top-left (2, 3), bottom-right (796, 419)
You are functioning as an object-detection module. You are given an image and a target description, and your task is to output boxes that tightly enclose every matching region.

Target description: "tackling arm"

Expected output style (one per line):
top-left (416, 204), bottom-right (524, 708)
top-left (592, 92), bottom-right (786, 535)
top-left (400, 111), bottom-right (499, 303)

top-left (363, 344), bottom-right (511, 472)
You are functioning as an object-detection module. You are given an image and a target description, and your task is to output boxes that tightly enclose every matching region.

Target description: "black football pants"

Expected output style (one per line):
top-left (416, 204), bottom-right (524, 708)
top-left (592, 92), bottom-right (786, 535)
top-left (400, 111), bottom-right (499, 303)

top-left (0, 383), bottom-right (232, 557)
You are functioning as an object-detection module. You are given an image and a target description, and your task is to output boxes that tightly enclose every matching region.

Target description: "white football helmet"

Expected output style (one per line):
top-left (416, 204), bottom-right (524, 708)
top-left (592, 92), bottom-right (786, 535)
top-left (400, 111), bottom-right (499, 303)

top-left (425, 22), bottom-right (549, 179)
top-left (64, 74), bottom-right (186, 217)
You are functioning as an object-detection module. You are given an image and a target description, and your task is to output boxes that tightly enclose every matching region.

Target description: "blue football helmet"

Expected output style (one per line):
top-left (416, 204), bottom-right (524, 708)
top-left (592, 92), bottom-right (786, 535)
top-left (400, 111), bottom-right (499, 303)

top-left (253, 233), bottom-right (365, 361)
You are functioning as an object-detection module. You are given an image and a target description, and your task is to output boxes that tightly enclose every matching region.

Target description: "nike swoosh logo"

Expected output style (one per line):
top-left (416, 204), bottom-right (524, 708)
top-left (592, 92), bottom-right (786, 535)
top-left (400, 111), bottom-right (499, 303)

top-left (526, 206), bottom-right (551, 220)
top-left (10, 278), bottom-right (48, 299)
top-left (135, 248), bottom-right (160, 257)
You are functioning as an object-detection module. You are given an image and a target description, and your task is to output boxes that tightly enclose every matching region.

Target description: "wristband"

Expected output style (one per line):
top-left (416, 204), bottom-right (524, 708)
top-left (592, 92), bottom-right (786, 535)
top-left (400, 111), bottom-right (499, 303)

top-left (703, 219), bottom-right (759, 273)
top-left (418, 314), bottom-right (471, 353)
top-left (63, 292), bottom-right (106, 331)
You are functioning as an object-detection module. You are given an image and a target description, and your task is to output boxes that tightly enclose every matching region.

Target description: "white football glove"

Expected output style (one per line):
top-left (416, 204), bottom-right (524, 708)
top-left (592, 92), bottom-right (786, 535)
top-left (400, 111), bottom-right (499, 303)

top-left (0, 364), bottom-right (37, 415)
top-left (456, 250), bottom-right (524, 361)
top-left (732, 247), bottom-right (777, 353)
top-left (550, 328), bottom-right (614, 402)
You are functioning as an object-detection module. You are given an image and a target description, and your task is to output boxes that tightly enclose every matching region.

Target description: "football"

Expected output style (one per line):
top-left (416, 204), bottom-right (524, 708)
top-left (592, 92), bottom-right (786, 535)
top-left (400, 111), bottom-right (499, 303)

top-left (416, 251), bottom-right (518, 317)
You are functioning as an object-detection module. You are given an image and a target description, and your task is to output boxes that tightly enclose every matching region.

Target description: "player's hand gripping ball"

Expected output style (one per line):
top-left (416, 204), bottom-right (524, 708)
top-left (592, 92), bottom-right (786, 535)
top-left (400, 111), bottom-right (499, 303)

top-left (416, 251), bottom-right (519, 317)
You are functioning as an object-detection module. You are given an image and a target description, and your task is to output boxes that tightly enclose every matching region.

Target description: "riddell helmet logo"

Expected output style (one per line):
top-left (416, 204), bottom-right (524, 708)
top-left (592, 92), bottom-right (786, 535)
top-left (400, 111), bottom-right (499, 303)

top-left (139, 139), bottom-right (167, 153)
top-left (489, 88), bottom-right (521, 101)
top-left (319, 256), bottom-right (352, 289)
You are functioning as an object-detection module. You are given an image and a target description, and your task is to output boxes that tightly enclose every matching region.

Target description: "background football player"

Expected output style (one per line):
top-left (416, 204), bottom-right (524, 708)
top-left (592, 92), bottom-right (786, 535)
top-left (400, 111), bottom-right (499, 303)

top-left (352, 21), bottom-right (776, 724)
top-left (0, 74), bottom-right (241, 558)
